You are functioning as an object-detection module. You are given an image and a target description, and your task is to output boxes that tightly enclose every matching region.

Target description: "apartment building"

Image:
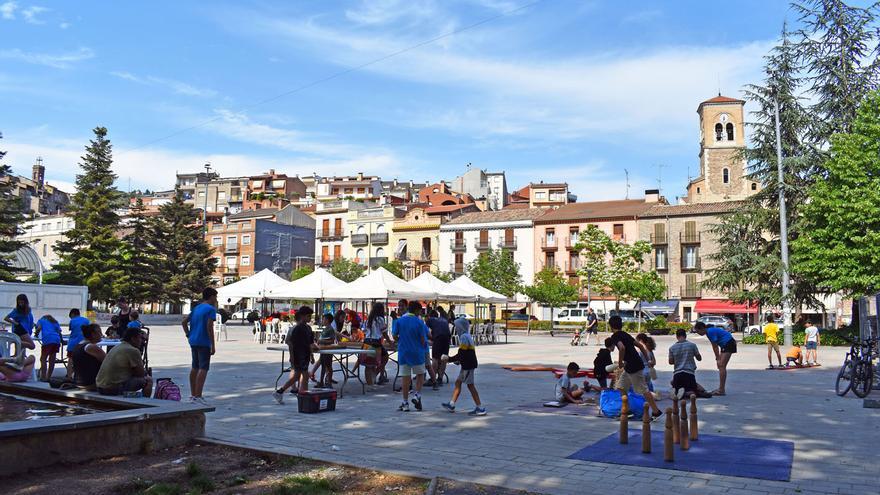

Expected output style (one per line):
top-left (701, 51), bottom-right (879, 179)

top-left (311, 173), bottom-right (382, 202)
top-left (314, 199), bottom-right (371, 266)
top-left (346, 204), bottom-right (405, 270)
top-left (16, 214), bottom-right (74, 268)
top-left (244, 170), bottom-right (306, 210)
top-left (533, 193), bottom-right (661, 288)
top-left (1, 158), bottom-right (70, 215)
top-left (439, 208), bottom-right (545, 303)
top-left (390, 202), bottom-right (477, 280)
top-left (176, 171), bottom-right (248, 220)
top-left (450, 166), bottom-right (508, 211)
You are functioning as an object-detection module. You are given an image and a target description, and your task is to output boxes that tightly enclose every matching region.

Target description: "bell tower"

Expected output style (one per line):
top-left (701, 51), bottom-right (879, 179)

top-left (685, 95), bottom-right (759, 203)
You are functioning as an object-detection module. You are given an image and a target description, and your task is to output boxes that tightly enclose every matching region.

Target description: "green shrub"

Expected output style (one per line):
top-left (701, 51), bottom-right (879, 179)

top-left (646, 316), bottom-right (667, 330)
top-left (185, 462), bottom-right (202, 478)
top-left (743, 327), bottom-right (855, 347)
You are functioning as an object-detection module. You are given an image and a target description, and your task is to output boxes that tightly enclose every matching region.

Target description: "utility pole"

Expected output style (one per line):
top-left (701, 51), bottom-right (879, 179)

top-left (774, 98), bottom-right (793, 347)
top-left (624, 169), bottom-right (630, 199)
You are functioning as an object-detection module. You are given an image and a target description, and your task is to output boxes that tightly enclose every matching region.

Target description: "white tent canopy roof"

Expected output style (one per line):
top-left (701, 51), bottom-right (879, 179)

top-left (409, 272), bottom-right (475, 302)
top-left (449, 275), bottom-right (508, 303)
top-left (267, 267), bottom-right (346, 300)
top-left (216, 268), bottom-right (289, 304)
top-left (323, 267), bottom-right (436, 301)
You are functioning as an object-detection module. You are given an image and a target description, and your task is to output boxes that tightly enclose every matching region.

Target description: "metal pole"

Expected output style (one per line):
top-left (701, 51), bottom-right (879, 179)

top-left (774, 98), bottom-right (793, 347)
top-left (202, 163), bottom-right (211, 234)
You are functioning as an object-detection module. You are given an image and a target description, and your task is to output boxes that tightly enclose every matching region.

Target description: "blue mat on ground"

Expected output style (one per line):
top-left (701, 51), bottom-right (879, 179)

top-left (567, 432), bottom-right (793, 481)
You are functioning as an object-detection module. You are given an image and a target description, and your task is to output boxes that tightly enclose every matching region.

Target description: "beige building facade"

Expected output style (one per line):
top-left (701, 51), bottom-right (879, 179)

top-left (390, 206), bottom-right (441, 280)
top-left (346, 205), bottom-right (403, 271)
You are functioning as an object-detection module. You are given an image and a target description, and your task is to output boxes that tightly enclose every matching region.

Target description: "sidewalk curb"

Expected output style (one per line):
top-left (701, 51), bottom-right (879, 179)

top-left (425, 476), bottom-right (438, 495)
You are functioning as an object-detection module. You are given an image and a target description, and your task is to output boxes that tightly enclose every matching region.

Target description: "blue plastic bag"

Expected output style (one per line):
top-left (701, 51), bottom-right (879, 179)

top-left (599, 389), bottom-right (645, 418)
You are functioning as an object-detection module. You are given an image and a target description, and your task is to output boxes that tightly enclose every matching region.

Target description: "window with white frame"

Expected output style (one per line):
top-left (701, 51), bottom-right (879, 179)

top-left (212, 237), bottom-right (222, 246)
top-left (655, 247), bottom-right (667, 270)
top-left (242, 234), bottom-right (251, 245)
top-left (241, 255), bottom-right (250, 266)
top-left (225, 256), bottom-right (237, 268)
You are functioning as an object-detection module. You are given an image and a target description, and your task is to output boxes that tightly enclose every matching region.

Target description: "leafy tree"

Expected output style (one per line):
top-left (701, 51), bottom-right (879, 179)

top-left (151, 189), bottom-right (216, 306)
top-left (329, 257), bottom-right (365, 282)
top-left (379, 259), bottom-right (405, 279)
top-left (522, 267), bottom-right (578, 323)
top-left (0, 133), bottom-right (25, 281)
top-left (606, 240), bottom-right (666, 315)
top-left (54, 127), bottom-right (124, 301)
top-left (793, 90), bottom-right (880, 297)
top-left (290, 264), bottom-right (315, 281)
top-left (466, 248), bottom-right (522, 298)
top-left (433, 270), bottom-right (454, 283)
top-left (116, 198), bottom-right (162, 303)
top-left (574, 225), bottom-right (612, 304)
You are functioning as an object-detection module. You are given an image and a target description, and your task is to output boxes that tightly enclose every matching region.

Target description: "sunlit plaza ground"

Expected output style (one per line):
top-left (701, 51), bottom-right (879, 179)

top-left (135, 324), bottom-right (879, 495)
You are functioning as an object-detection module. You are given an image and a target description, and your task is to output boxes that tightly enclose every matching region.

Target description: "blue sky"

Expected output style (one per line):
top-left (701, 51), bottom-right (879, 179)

top-left (1, 0), bottom-right (809, 201)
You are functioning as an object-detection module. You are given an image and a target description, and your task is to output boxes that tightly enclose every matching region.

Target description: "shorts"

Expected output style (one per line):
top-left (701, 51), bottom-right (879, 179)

top-left (720, 340), bottom-right (737, 354)
top-left (615, 370), bottom-right (649, 395)
top-left (805, 341), bottom-right (817, 350)
top-left (98, 376), bottom-right (147, 396)
top-left (671, 372), bottom-right (697, 393)
top-left (292, 361), bottom-right (310, 372)
top-left (766, 341), bottom-right (780, 352)
top-left (190, 346), bottom-right (211, 370)
top-left (40, 343), bottom-right (60, 359)
top-left (400, 363), bottom-right (426, 376)
top-left (0, 368), bottom-right (31, 382)
top-left (432, 337), bottom-right (450, 359)
top-left (457, 368), bottom-right (475, 385)
top-left (586, 326), bottom-right (598, 334)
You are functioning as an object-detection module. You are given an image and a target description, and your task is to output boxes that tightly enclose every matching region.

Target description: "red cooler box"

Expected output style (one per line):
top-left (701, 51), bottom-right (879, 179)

top-left (297, 388), bottom-right (337, 413)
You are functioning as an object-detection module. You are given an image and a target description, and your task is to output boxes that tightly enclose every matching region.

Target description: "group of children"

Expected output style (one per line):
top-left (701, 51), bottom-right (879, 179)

top-left (764, 316), bottom-right (822, 368)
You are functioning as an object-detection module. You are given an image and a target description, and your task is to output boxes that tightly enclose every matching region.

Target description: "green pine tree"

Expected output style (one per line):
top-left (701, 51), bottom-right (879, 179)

top-left (0, 133), bottom-right (26, 281)
top-left (54, 127), bottom-right (124, 301)
top-left (465, 248), bottom-right (521, 298)
top-left (117, 197), bottom-right (162, 303)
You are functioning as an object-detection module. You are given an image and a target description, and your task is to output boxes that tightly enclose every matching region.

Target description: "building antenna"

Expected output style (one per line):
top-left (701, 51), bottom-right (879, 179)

top-left (655, 163), bottom-right (666, 194)
top-left (624, 168), bottom-right (630, 199)
top-left (717, 73), bottom-right (722, 96)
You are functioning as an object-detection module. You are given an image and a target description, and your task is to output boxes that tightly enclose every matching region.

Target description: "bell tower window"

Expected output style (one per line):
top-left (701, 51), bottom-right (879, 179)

top-left (722, 168), bottom-right (730, 184)
top-left (726, 123), bottom-right (734, 141)
top-left (715, 123), bottom-right (723, 141)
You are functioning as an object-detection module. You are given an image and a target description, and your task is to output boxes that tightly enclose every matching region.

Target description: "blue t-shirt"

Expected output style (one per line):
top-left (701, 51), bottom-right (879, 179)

top-left (68, 315), bottom-right (90, 351)
top-left (391, 314), bottom-right (429, 366)
top-left (6, 309), bottom-right (34, 336)
top-left (127, 320), bottom-right (142, 329)
top-left (37, 317), bottom-right (62, 346)
top-left (706, 326), bottom-right (733, 346)
top-left (188, 303), bottom-right (217, 348)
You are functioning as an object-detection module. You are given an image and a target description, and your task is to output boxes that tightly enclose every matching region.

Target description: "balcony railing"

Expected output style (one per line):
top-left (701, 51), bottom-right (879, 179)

top-left (541, 238), bottom-right (558, 251)
top-left (350, 233), bottom-right (368, 246)
top-left (565, 259), bottom-right (581, 274)
top-left (680, 232), bottom-right (701, 244)
top-left (451, 263), bottom-right (465, 274)
top-left (499, 238), bottom-right (517, 250)
top-left (564, 236), bottom-right (579, 250)
top-left (681, 257), bottom-right (702, 271)
top-left (650, 233), bottom-right (668, 244)
top-left (450, 239), bottom-right (466, 252)
top-left (475, 239), bottom-right (491, 251)
top-left (370, 256), bottom-right (387, 267)
top-left (680, 286), bottom-right (701, 299)
top-left (372, 233), bottom-right (389, 245)
top-left (394, 251), bottom-right (409, 261)
top-left (318, 229), bottom-right (344, 239)
top-left (417, 250), bottom-right (432, 262)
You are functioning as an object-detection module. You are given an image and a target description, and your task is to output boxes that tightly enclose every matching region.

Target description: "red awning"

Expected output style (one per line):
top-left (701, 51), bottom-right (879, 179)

top-left (694, 299), bottom-right (758, 314)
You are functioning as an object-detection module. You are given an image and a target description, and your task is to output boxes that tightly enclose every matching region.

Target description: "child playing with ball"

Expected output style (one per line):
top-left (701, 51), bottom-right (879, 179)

top-left (441, 316), bottom-right (486, 416)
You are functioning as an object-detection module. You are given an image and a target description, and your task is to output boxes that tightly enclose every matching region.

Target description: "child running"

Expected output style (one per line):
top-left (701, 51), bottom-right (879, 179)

top-left (441, 317), bottom-right (486, 416)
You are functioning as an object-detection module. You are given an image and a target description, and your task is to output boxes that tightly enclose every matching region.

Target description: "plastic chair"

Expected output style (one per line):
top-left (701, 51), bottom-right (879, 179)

top-left (214, 321), bottom-right (228, 342)
top-left (253, 321), bottom-right (265, 343)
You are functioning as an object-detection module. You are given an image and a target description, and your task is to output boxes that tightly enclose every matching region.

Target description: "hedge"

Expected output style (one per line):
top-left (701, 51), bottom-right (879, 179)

top-left (742, 327), bottom-right (855, 347)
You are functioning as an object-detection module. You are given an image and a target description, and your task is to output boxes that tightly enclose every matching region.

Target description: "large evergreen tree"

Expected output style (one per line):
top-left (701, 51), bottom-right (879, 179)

top-left (117, 197), bottom-right (162, 303)
top-left (0, 133), bottom-right (25, 281)
top-left (151, 189), bottom-right (216, 306)
top-left (55, 127), bottom-right (124, 301)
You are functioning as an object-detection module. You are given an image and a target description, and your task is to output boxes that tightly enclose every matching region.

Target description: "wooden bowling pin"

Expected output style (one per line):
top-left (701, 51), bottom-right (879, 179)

top-left (672, 396), bottom-right (680, 444)
top-left (679, 402), bottom-right (690, 451)
top-left (663, 407), bottom-right (674, 462)
top-left (689, 394), bottom-right (699, 441)
top-left (620, 393), bottom-right (629, 444)
top-left (641, 403), bottom-right (651, 454)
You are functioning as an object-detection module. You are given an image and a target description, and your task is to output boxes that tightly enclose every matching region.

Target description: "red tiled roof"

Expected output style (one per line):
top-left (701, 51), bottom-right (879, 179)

top-left (444, 208), bottom-right (547, 225)
top-left (425, 203), bottom-right (479, 214)
top-left (699, 95), bottom-right (745, 106)
top-left (639, 200), bottom-right (745, 218)
top-left (534, 199), bottom-right (657, 224)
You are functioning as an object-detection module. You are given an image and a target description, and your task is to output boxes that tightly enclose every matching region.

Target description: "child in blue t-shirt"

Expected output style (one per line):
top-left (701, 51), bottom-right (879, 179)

top-left (4, 294), bottom-right (34, 336)
top-left (127, 310), bottom-right (143, 330)
top-left (35, 315), bottom-right (62, 382)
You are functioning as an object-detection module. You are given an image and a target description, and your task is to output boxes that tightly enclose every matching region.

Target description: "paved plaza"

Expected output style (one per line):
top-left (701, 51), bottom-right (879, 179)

top-left (141, 324), bottom-right (880, 495)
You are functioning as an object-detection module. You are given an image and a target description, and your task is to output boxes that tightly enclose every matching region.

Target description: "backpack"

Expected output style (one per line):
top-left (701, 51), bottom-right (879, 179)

top-left (154, 378), bottom-right (181, 401)
top-left (599, 389), bottom-right (645, 419)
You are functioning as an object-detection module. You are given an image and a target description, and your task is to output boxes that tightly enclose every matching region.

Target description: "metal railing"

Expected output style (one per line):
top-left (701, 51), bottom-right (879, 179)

top-left (451, 239), bottom-right (466, 251)
top-left (317, 229), bottom-right (344, 239)
top-left (371, 233), bottom-right (389, 245)
top-left (350, 233), bottom-right (368, 246)
top-left (650, 233), bottom-right (668, 244)
top-left (499, 238), bottom-right (517, 249)
top-left (475, 239), bottom-right (491, 251)
top-left (680, 286), bottom-right (701, 299)
top-left (680, 232), bottom-right (701, 244)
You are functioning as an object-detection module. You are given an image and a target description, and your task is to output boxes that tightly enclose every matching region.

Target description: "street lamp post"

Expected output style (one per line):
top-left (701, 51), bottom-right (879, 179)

top-left (774, 99), bottom-right (793, 347)
top-left (202, 163), bottom-right (211, 234)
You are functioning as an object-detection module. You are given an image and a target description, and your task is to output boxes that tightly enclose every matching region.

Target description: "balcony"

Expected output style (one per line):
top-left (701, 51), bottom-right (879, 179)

top-left (370, 256), bottom-right (387, 268)
top-left (680, 286), bottom-right (701, 299)
top-left (475, 239), bottom-right (491, 251)
top-left (416, 250), bottom-right (432, 262)
top-left (450, 239), bottom-right (466, 252)
top-left (564, 236), bottom-right (579, 250)
top-left (224, 244), bottom-right (239, 253)
top-left (450, 263), bottom-right (465, 275)
top-left (541, 238), bottom-right (558, 251)
top-left (680, 232), bottom-right (701, 244)
top-left (565, 259), bottom-right (581, 274)
top-left (499, 239), bottom-right (517, 250)
top-left (372, 233), bottom-right (389, 245)
top-left (350, 233), bottom-right (368, 246)
top-left (650, 233), bottom-right (668, 244)
top-left (681, 257), bottom-right (702, 272)
top-left (317, 229), bottom-right (344, 240)
top-left (223, 266), bottom-right (238, 275)
top-left (319, 257), bottom-right (334, 267)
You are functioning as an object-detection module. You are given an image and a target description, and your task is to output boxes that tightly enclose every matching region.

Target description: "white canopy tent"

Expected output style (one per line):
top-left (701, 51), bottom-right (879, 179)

top-left (266, 267), bottom-right (346, 300)
top-left (449, 275), bottom-right (508, 304)
top-left (216, 268), bottom-right (289, 305)
top-left (409, 272), bottom-right (475, 302)
top-left (323, 267), bottom-right (436, 301)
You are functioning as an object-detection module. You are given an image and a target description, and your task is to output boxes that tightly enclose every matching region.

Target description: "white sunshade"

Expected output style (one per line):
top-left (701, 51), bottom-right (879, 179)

top-left (449, 275), bottom-right (508, 304)
top-left (216, 268), bottom-right (289, 304)
top-left (267, 267), bottom-right (346, 300)
top-left (410, 271), bottom-right (476, 302)
top-left (323, 267), bottom-right (437, 301)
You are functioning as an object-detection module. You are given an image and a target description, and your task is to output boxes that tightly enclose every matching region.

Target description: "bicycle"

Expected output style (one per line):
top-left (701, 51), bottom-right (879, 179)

top-left (836, 337), bottom-right (876, 398)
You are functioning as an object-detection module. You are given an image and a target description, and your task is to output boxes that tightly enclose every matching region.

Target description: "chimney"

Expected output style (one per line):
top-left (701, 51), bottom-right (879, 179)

top-left (644, 189), bottom-right (660, 203)
top-left (357, 172), bottom-right (364, 180)
top-left (32, 157), bottom-right (45, 188)
top-left (393, 178), bottom-right (398, 188)
top-left (268, 169), bottom-right (275, 175)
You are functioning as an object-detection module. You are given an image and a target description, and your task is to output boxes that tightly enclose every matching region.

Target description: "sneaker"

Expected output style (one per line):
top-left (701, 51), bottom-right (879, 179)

top-left (441, 402), bottom-right (455, 413)
top-left (432, 382), bottom-right (439, 391)
top-left (398, 401), bottom-right (410, 412)
top-left (768, 364), bottom-right (775, 369)
top-left (411, 395), bottom-right (423, 411)
top-left (188, 396), bottom-right (196, 403)
top-left (194, 397), bottom-right (208, 406)
top-left (467, 407), bottom-right (487, 416)
top-left (425, 379), bottom-right (436, 387)
top-left (272, 391), bottom-right (284, 404)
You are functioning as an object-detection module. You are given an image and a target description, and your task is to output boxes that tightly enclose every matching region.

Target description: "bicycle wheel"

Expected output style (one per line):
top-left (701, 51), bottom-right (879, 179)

top-left (852, 361), bottom-right (873, 398)
top-left (836, 359), bottom-right (853, 396)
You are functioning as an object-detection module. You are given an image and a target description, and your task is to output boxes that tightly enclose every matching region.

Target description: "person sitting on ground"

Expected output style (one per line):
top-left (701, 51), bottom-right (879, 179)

top-left (693, 321), bottom-right (736, 396)
top-left (127, 310), bottom-right (142, 330)
top-left (555, 362), bottom-right (592, 404)
top-left (0, 322), bottom-right (36, 382)
top-left (35, 315), bottom-right (62, 382)
top-left (273, 307), bottom-right (317, 403)
top-left (105, 315), bottom-right (122, 339)
top-left (785, 345), bottom-right (804, 367)
top-left (763, 315), bottom-right (783, 368)
top-left (635, 333), bottom-right (657, 393)
top-left (668, 329), bottom-right (712, 398)
top-left (804, 321), bottom-right (820, 366)
top-left (95, 326), bottom-right (152, 397)
top-left (607, 316), bottom-right (663, 419)
top-left (441, 316), bottom-right (486, 415)
top-left (593, 342), bottom-right (613, 389)
top-left (66, 308), bottom-right (91, 378)
top-left (71, 323), bottom-right (106, 389)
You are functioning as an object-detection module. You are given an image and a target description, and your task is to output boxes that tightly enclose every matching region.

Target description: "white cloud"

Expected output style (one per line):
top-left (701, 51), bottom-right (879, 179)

top-left (0, 47), bottom-right (94, 68)
top-left (0, 1), bottom-right (16, 19)
top-left (21, 5), bottom-right (46, 24)
top-left (345, 0), bottom-right (440, 25)
top-left (58, 21), bottom-right (68, 29)
top-left (110, 71), bottom-right (217, 98)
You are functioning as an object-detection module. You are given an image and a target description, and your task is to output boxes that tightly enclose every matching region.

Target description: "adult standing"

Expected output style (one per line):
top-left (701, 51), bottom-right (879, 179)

top-left (584, 308), bottom-right (599, 346)
top-left (426, 309), bottom-right (451, 386)
top-left (607, 315), bottom-right (663, 419)
top-left (181, 288), bottom-right (218, 405)
top-left (112, 297), bottom-right (131, 327)
top-left (364, 302), bottom-right (388, 385)
top-left (763, 315), bottom-right (782, 368)
top-left (391, 301), bottom-right (429, 412)
top-left (693, 321), bottom-right (736, 396)
top-left (4, 294), bottom-right (34, 336)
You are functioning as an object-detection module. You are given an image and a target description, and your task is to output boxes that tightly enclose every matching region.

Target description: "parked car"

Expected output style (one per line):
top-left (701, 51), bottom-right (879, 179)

top-left (506, 312), bottom-right (537, 328)
top-left (696, 315), bottom-right (736, 333)
top-left (231, 309), bottom-right (255, 322)
top-left (608, 309), bottom-right (656, 323)
top-left (554, 308), bottom-right (590, 325)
